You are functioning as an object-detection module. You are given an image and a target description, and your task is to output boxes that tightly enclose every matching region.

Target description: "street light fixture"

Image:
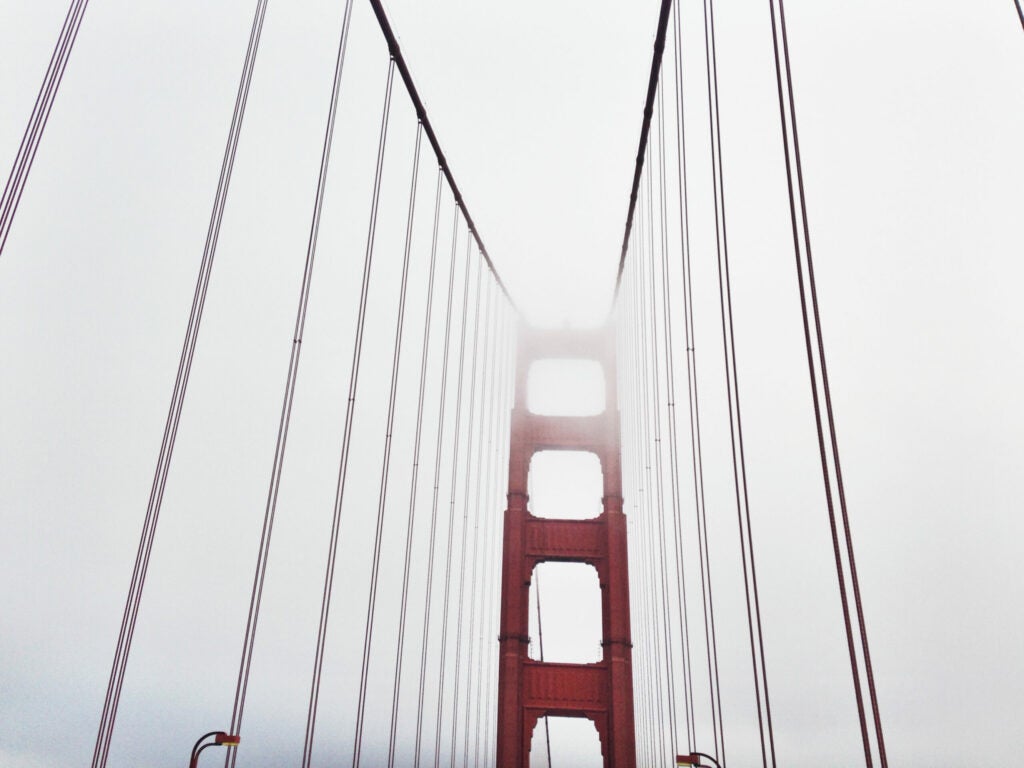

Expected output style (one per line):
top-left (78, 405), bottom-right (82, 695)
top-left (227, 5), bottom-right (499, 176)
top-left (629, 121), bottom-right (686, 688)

top-left (676, 752), bottom-right (722, 768)
top-left (189, 731), bottom-right (241, 768)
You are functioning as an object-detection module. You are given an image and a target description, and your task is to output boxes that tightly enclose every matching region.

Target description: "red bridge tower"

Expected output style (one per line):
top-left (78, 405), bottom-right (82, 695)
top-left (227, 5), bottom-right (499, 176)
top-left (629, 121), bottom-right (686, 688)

top-left (496, 325), bottom-right (637, 767)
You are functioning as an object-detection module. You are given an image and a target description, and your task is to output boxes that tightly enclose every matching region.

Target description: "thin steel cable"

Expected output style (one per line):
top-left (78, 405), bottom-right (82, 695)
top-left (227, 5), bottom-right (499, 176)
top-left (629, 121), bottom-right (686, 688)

top-left (767, 1), bottom-right (888, 764)
top-left (652, 82), bottom-right (684, 757)
top-left (635, 185), bottom-right (668, 763)
top-left (461, 282), bottom-right (500, 767)
top-left (0, 0), bottom-right (90, 257)
top-left (479, 312), bottom-right (514, 768)
top-left (633, 183), bottom-right (654, 766)
top-left (622, 286), bottom-right (646, 765)
top-left (703, 0), bottom-right (777, 763)
top-left (0, 0), bottom-right (83, 248)
top-left (533, 567), bottom-right (554, 768)
top-left (471, 303), bottom-right (509, 768)
top-left (664, 4), bottom-right (699, 747)
top-left (626, 196), bottom-right (650, 766)
top-left (778, 3), bottom-right (887, 763)
top-left (1016, 0), bottom-right (1024, 32)
top-left (351, 119), bottom-right (423, 768)
top-left (620, 252), bottom-right (636, 730)
top-left (641, 173), bottom-right (674, 764)
top-left (453, 278), bottom-right (493, 762)
top-left (465, 283), bottom-right (503, 766)
top-left (90, 5), bottom-right (268, 767)
top-left (412, 208), bottom-right (464, 768)
top-left (629, 212), bottom-right (658, 767)
top-left (292, 37), bottom-right (393, 768)
top-left (639, 138), bottom-right (672, 765)
top-left (1, 0), bottom-right (79, 234)
top-left (673, 0), bottom-right (727, 753)
top-left (432, 240), bottom-right (480, 768)
top-left (446, 267), bottom-right (491, 768)
top-left (386, 166), bottom-right (444, 768)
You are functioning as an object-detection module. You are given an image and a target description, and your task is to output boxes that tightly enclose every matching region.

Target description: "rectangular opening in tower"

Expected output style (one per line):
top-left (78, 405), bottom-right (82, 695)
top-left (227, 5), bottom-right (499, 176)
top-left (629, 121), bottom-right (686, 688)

top-left (528, 450), bottom-right (603, 520)
top-left (528, 561), bottom-right (602, 664)
top-left (529, 715), bottom-right (603, 768)
top-left (527, 358), bottom-right (606, 416)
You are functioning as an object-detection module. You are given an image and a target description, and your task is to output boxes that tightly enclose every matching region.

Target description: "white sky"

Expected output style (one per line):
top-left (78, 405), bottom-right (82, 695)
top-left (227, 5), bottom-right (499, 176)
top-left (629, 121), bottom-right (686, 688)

top-left (1, 2), bottom-right (1023, 768)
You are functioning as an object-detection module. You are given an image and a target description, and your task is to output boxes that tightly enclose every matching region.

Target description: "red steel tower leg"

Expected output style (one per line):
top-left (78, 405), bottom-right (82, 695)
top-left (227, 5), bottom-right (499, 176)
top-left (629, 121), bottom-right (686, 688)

top-left (496, 325), bottom-right (637, 768)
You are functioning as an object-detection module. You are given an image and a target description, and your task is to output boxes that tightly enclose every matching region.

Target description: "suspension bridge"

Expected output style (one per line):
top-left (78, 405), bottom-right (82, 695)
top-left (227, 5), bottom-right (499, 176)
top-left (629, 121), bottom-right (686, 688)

top-left (2, 2), bottom-right (1023, 768)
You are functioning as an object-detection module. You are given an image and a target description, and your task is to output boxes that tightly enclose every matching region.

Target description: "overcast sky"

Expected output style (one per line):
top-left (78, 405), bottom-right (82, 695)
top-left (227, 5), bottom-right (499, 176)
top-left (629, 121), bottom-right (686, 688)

top-left (1, 2), bottom-right (1023, 768)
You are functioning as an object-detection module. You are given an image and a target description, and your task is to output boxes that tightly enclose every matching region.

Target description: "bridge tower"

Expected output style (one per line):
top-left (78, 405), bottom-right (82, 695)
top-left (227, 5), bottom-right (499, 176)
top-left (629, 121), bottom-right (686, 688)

top-left (496, 325), bottom-right (637, 768)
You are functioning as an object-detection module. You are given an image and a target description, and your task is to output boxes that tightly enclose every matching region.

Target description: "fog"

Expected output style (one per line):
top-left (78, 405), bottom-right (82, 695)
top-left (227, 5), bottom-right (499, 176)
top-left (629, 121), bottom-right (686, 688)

top-left (1, 2), bottom-right (1023, 768)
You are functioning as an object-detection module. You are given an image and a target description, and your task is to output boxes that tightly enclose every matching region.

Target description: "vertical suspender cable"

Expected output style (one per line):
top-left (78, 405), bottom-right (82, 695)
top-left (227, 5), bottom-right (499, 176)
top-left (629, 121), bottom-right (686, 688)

top-left (635, 181), bottom-right (666, 763)
top-left (641, 168), bottom-right (673, 764)
top-left (533, 566), bottom-right (553, 768)
top-left (652, 83), bottom-right (684, 757)
top-left (667, 1), bottom-right (727, 761)
top-left (625, 195), bottom-right (648, 766)
top-left (622, 260), bottom-right (648, 766)
top-left (296, 53), bottom-right (394, 768)
top-left (432, 240), bottom-right (480, 768)
top-left (663, 5), bottom-right (698, 748)
top-left (469, 301), bottom-right (505, 768)
top-left (386, 166), bottom-right (444, 768)
top-left (766, 1), bottom-right (888, 765)
top-left (702, 0), bottom-right (777, 764)
top-left (461, 279), bottom-right (499, 767)
top-left (639, 119), bottom-right (673, 763)
top-left (443, 254), bottom-right (487, 768)
top-left (90, 5), bottom-right (268, 767)
top-left (352, 120), bottom-right (423, 768)
top-left (480, 311), bottom-right (514, 768)
top-left (628, 212), bottom-right (654, 767)
top-left (0, 0), bottom-right (89, 257)
top-left (1015, 0), bottom-right (1024, 32)
top-left (413, 208), bottom-right (464, 768)
top-left (451, 279), bottom-right (493, 766)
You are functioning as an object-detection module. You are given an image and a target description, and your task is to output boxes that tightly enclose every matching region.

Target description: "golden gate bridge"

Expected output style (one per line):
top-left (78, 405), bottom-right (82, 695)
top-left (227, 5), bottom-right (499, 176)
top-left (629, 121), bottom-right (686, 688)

top-left (2, 1), bottom-right (1023, 767)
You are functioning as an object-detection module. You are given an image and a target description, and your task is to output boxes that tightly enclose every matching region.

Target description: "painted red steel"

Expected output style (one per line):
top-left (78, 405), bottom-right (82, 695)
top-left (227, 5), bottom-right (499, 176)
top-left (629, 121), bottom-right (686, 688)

top-left (496, 325), bottom-right (637, 767)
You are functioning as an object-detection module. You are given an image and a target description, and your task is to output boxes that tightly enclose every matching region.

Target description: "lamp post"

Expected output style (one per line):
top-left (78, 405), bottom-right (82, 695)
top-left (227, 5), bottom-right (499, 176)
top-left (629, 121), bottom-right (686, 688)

top-left (189, 731), bottom-right (240, 768)
top-left (676, 752), bottom-right (722, 768)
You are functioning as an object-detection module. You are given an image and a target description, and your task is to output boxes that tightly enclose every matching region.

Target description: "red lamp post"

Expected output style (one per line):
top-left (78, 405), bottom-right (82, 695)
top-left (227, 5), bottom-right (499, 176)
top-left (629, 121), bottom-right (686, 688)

top-left (188, 731), bottom-right (240, 768)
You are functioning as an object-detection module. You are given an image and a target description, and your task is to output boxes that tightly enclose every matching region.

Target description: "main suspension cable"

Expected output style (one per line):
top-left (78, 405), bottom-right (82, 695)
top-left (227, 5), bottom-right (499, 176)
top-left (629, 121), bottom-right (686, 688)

top-left (614, 0), bottom-right (676, 292)
top-left (365, 0), bottom-right (515, 307)
top-left (89, 5), bottom-right (268, 767)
